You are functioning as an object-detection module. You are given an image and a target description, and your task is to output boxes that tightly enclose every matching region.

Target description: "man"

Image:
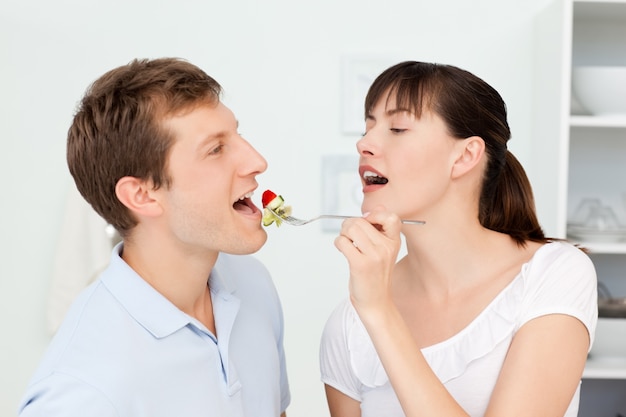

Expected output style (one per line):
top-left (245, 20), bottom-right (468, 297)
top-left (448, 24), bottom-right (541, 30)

top-left (19, 58), bottom-right (290, 417)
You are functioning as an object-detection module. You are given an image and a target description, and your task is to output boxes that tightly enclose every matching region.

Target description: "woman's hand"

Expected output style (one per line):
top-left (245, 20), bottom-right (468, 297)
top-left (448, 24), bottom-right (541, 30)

top-left (334, 210), bottom-right (403, 316)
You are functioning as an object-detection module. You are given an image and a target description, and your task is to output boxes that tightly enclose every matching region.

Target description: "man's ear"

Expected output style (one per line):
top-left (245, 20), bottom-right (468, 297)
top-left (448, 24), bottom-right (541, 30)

top-left (115, 176), bottom-right (163, 218)
top-left (451, 136), bottom-right (485, 179)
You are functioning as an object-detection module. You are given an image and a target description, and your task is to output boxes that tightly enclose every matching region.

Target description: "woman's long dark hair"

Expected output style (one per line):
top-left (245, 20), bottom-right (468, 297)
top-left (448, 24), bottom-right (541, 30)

top-left (365, 61), bottom-right (548, 246)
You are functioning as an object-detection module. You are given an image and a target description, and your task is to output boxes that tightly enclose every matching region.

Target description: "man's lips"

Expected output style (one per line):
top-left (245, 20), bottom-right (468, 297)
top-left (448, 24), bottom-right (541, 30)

top-left (233, 191), bottom-right (260, 215)
top-left (233, 197), bottom-right (257, 214)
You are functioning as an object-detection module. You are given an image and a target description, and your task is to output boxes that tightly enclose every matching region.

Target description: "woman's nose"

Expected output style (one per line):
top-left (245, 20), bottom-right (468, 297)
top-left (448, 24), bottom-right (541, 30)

top-left (356, 134), bottom-right (375, 156)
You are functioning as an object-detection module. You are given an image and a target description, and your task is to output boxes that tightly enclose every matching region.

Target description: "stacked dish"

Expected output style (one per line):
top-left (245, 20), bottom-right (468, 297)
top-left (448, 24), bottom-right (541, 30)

top-left (567, 198), bottom-right (626, 243)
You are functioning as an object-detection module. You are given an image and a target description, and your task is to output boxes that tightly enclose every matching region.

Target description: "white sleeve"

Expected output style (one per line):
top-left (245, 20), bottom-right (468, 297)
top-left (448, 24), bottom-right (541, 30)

top-left (319, 299), bottom-right (363, 402)
top-left (518, 242), bottom-right (598, 349)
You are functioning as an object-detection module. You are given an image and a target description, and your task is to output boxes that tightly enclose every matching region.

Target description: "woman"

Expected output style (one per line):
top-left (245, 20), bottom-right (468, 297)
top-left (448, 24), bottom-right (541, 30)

top-left (320, 61), bottom-right (597, 417)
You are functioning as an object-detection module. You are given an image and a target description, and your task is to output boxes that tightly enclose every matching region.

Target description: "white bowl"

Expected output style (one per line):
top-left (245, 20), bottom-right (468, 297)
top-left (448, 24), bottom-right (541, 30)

top-left (572, 66), bottom-right (626, 116)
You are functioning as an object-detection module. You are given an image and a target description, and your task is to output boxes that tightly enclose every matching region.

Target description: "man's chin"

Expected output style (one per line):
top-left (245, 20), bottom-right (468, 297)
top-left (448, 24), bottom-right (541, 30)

top-left (227, 229), bottom-right (267, 255)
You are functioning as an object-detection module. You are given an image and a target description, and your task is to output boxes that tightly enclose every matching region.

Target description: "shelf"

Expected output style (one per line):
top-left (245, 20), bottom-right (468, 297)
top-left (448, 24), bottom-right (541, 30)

top-left (570, 115), bottom-right (626, 128)
top-left (574, 0), bottom-right (626, 22)
top-left (584, 356), bottom-right (626, 379)
top-left (532, 0), bottom-right (626, 395)
top-left (568, 241), bottom-right (626, 254)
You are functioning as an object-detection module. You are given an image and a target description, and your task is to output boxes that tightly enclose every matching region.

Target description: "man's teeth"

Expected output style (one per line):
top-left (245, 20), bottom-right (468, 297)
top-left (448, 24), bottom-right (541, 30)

top-left (238, 191), bottom-right (253, 201)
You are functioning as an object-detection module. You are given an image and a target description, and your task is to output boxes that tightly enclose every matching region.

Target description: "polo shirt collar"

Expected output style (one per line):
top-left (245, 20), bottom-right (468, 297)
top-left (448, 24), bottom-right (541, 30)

top-left (100, 243), bottom-right (223, 339)
top-left (209, 253), bottom-right (238, 296)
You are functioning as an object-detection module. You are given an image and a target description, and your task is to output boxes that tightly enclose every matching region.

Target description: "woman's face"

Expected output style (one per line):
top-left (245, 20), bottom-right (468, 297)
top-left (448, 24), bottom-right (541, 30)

top-left (356, 95), bottom-right (462, 220)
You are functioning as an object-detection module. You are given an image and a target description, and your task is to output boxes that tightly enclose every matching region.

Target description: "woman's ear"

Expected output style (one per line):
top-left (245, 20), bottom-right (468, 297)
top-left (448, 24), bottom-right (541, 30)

top-left (451, 136), bottom-right (485, 179)
top-left (115, 176), bottom-right (163, 218)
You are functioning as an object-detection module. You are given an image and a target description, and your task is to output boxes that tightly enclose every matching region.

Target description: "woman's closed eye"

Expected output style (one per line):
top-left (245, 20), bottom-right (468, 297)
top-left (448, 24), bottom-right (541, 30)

top-left (390, 128), bottom-right (407, 134)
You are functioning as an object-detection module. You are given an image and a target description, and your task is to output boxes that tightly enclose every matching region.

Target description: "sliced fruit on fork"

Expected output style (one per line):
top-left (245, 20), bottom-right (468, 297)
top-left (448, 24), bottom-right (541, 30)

top-left (261, 189), bottom-right (292, 227)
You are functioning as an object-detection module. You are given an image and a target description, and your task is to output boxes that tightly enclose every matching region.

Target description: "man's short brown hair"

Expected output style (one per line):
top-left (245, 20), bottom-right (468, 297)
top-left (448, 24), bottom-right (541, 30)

top-left (67, 58), bottom-right (221, 236)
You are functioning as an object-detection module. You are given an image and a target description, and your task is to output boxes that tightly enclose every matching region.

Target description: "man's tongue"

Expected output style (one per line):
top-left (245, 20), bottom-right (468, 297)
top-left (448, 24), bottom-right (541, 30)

top-left (234, 199), bottom-right (255, 214)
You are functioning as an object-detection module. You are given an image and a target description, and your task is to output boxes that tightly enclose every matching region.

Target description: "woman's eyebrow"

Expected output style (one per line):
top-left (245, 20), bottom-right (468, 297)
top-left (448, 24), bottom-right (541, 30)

top-left (366, 107), bottom-right (412, 120)
top-left (386, 108), bottom-right (412, 116)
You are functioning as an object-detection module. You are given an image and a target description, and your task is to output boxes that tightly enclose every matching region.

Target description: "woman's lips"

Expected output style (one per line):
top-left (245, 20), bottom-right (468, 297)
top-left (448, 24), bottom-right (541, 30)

top-left (360, 165), bottom-right (388, 186)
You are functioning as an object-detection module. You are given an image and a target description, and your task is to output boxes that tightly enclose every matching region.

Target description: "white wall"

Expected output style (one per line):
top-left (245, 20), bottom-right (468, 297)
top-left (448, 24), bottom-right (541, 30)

top-left (0, 0), bottom-right (553, 416)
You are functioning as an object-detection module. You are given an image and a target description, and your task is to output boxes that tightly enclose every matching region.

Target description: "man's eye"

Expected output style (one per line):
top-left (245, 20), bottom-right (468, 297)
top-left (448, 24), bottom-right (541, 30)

top-left (208, 144), bottom-right (224, 155)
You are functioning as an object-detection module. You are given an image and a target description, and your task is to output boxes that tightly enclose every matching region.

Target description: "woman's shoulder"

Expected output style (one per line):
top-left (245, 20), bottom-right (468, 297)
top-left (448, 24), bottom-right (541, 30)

top-left (517, 240), bottom-right (597, 330)
top-left (534, 239), bottom-right (589, 258)
top-left (525, 240), bottom-right (595, 279)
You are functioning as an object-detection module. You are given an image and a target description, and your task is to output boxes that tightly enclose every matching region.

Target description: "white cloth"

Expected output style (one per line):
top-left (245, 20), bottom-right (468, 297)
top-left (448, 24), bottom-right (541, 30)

top-left (47, 185), bottom-right (120, 334)
top-left (320, 241), bottom-right (598, 417)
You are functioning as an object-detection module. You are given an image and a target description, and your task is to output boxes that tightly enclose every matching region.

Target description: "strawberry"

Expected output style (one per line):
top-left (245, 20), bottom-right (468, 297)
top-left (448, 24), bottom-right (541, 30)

top-left (262, 190), bottom-right (278, 208)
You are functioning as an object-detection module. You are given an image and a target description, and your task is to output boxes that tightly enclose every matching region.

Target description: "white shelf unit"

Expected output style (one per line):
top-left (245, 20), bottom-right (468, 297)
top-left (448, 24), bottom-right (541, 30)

top-left (531, 0), bottom-right (626, 238)
top-left (584, 357), bottom-right (626, 379)
top-left (570, 115), bottom-right (626, 128)
top-left (583, 242), bottom-right (626, 255)
top-left (532, 1), bottom-right (626, 413)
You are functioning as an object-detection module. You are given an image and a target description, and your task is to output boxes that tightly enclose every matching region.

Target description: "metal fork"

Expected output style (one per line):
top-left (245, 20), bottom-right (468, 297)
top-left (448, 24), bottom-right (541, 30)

top-left (267, 208), bottom-right (425, 226)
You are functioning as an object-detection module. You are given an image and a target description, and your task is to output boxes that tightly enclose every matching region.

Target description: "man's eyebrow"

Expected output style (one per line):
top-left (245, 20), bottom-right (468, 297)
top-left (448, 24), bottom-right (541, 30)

top-left (196, 131), bottom-right (226, 151)
top-left (196, 120), bottom-right (239, 152)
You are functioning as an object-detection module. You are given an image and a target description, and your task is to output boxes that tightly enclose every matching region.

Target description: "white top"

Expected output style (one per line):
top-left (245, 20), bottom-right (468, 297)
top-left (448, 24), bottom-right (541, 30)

top-left (19, 244), bottom-right (291, 417)
top-left (320, 242), bottom-right (597, 417)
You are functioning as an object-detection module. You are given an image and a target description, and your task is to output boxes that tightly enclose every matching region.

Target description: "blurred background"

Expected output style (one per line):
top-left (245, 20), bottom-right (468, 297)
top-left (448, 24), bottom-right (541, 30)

top-left (1, 0), bottom-right (553, 415)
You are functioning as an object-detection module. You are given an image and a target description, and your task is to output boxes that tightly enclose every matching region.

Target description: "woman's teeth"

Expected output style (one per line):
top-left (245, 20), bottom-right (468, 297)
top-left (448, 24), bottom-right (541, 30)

top-left (363, 171), bottom-right (388, 185)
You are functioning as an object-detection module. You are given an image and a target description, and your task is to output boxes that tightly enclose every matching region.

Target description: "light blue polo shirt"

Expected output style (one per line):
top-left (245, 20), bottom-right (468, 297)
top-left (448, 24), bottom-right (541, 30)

top-left (18, 244), bottom-right (290, 417)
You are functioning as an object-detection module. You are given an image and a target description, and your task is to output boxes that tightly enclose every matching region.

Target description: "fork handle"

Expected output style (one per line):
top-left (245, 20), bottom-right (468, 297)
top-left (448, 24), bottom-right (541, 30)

top-left (319, 215), bottom-right (425, 225)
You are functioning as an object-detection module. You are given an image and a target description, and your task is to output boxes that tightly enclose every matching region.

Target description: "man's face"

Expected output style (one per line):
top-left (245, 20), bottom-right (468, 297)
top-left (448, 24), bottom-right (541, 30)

top-left (157, 101), bottom-right (268, 255)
